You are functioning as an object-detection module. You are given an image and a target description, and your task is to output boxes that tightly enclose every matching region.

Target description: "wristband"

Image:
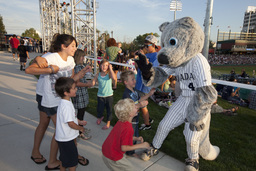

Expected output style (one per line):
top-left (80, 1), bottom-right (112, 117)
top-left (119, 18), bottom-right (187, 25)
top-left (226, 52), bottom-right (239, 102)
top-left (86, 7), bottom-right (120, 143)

top-left (49, 65), bottom-right (54, 74)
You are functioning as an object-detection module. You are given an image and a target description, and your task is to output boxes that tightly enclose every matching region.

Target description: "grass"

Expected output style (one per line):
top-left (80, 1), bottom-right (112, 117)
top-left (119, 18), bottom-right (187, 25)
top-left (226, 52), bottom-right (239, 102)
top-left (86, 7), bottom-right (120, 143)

top-left (211, 65), bottom-right (256, 77)
top-left (86, 66), bottom-right (256, 170)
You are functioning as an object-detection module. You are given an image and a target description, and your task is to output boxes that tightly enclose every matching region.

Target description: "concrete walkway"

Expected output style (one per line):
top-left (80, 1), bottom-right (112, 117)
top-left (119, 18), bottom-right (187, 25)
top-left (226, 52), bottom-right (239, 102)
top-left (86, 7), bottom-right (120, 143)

top-left (0, 51), bottom-right (185, 171)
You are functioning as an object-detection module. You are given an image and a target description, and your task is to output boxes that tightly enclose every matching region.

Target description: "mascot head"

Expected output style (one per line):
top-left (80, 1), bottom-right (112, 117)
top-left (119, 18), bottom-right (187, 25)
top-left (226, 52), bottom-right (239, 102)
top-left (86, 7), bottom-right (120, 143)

top-left (157, 17), bottom-right (204, 67)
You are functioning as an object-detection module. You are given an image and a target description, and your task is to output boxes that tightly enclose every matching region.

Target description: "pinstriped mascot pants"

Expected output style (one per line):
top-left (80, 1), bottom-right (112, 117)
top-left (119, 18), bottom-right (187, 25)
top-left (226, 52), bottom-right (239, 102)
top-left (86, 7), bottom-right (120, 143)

top-left (152, 95), bottom-right (210, 160)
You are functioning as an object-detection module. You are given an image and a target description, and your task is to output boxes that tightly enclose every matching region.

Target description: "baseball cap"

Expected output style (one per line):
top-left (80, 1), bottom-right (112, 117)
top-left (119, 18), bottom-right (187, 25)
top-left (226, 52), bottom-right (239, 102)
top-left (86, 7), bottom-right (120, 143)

top-left (145, 35), bottom-right (158, 45)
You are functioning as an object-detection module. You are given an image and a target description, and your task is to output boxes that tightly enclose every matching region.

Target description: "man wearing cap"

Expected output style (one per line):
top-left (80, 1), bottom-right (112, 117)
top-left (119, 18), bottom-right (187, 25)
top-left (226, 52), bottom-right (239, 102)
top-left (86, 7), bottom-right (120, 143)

top-left (135, 34), bottom-right (159, 94)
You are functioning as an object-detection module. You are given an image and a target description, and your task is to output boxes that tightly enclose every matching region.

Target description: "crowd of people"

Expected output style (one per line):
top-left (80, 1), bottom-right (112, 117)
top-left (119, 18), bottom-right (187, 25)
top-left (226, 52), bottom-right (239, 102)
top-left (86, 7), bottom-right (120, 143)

top-left (7, 32), bottom-right (254, 170)
top-left (8, 34), bottom-right (43, 55)
top-left (208, 54), bottom-right (256, 65)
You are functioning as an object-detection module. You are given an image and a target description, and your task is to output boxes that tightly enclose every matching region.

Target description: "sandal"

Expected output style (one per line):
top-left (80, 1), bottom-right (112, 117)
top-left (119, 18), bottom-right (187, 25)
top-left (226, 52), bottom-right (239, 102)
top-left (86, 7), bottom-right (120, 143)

top-left (31, 155), bottom-right (46, 164)
top-left (96, 116), bottom-right (104, 125)
top-left (79, 133), bottom-right (92, 140)
top-left (102, 125), bottom-right (110, 130)
top-left (78, 156), bottom-right (89, 166)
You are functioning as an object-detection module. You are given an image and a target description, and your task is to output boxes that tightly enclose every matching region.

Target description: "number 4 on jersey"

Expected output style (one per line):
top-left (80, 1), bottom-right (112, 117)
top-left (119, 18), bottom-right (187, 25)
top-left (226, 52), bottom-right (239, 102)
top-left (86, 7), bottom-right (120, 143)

top-left (188, 83), bottom-right (195, 91)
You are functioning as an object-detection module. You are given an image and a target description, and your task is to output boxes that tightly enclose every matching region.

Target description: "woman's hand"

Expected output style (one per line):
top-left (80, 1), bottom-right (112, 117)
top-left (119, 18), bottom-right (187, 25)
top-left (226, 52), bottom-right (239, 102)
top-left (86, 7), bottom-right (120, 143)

top-left (35, 56), bottom-right (48, 68)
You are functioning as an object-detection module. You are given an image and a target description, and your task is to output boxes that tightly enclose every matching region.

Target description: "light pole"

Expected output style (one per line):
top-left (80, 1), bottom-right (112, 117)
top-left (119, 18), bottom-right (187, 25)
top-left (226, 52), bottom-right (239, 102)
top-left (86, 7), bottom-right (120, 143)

top-left (202, 0), bottom-right (214, 60)
top-left (170, 0), bottom-right (182, 21)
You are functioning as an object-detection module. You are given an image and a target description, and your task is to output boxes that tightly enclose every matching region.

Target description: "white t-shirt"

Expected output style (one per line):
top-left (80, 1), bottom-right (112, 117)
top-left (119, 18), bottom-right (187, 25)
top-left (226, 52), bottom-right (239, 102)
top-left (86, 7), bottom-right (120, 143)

top-left (55, 99), bottom-right (79, 142)
top-left (36, 52), bottom-right (51, 96)
top-left (41, 53), bottom-right (75, 107)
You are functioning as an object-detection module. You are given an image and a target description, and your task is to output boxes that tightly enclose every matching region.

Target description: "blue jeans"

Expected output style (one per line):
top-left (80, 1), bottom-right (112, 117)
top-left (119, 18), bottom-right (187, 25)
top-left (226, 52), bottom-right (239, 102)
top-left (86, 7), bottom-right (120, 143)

top-left (126, 114), bottom-right (139, 156)
top-left (97, 96), bottom-right (113, 121)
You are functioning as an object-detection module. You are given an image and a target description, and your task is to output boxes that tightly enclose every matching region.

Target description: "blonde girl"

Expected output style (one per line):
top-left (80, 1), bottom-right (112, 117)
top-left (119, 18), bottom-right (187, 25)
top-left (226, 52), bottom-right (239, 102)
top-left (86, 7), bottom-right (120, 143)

top-left (91, 59), bottom-right (116, 130)
top-left (72, 49), bottom-right (92, 140)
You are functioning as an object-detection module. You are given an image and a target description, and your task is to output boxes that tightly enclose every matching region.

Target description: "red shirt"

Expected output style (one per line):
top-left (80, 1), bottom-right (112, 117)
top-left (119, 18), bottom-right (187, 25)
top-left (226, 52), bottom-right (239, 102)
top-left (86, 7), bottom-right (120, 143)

top-left (102, 121), bottom-right (134, 161)
top-left (10, 38), bottom-right (20, 48)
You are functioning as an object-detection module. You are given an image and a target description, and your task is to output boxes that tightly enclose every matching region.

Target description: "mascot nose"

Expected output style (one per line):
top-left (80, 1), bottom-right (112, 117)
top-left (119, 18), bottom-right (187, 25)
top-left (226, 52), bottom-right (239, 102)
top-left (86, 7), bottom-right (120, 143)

top-left (158, 54), bottom-right (169, 64)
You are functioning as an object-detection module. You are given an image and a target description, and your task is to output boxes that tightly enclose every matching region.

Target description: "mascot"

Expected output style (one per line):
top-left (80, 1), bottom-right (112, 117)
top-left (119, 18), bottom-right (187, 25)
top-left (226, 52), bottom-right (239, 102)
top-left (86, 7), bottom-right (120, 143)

top-left (137, 17), bottom-right (220, 171)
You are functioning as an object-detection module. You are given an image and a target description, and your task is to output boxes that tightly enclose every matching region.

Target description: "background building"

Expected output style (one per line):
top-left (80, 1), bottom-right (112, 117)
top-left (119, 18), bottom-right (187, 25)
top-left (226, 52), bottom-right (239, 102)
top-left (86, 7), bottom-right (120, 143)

top-left (216, 6), bottom-right (256, 54)
top-left (242, 6), bottom-right (256, 33)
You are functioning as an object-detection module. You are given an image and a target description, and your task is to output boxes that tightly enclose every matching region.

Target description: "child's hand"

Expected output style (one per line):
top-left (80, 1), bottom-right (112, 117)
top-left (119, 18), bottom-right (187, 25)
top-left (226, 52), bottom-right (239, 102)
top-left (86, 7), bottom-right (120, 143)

top-left (109, 64), bottom-right (113, 71)
top-left (84, 65), bottom-right (92, 73)
top-left (139, 100), bottom-right (148, 107)
top-left (137, 136), bottom-right (144, 143)
top-left (142, 142), bottom-right (151, 149)
top-left (79, 120), bottom-right (87, 126)
top-left (80, 127), bottom-right (85, 133)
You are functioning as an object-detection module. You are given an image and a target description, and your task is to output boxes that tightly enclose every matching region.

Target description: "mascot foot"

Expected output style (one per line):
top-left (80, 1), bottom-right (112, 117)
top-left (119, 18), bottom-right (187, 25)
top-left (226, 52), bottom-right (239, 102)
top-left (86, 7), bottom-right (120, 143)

top-left (140, 147), bottom-right (159, 161)
top-left (202, 145), bottom-right (220, 161)
top-left (185, 158), bottom-right (199, 171)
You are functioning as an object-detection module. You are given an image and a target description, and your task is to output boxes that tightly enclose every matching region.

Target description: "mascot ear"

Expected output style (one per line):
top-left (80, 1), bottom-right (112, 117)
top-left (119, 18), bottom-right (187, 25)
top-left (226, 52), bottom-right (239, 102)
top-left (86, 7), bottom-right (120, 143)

top-left (159, 22), bottom-right (170, 32)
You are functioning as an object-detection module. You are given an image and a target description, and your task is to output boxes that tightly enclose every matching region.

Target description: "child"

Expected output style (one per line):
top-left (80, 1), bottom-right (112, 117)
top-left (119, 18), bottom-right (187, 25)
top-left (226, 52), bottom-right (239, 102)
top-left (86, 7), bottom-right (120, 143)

top-left (91, 59), bottom-right (116, 130)
top-left (55, 77), bottom-right (89, 171)
top-left (120, 70), bottom-right (155, 156)
top-left (102, 98), bottom-right (150, 170)
top-left (72, 49), bottom-right (92, 140)
top-left (18, 39), bottom-right (30, 71)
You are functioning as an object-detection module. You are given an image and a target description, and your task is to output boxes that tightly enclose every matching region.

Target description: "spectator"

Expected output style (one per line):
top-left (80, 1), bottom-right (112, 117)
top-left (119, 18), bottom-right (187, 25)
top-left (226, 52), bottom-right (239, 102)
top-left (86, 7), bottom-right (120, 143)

top-left (135, 34), bottom-right (159, 94)
top-left (10, 34), bottom-right (20, 61)
top-left (105, 38), bottom-right (122, 90)
top-left (17, 39), bottom-right (30, 71)
top-left (240, 68), bottom-right (247, 78)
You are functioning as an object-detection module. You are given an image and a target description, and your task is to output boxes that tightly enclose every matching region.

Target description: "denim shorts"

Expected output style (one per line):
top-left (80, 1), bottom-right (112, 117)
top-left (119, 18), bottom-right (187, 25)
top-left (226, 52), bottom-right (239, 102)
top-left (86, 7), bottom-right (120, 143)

top-left (36, 94), bottom-right (57, 116)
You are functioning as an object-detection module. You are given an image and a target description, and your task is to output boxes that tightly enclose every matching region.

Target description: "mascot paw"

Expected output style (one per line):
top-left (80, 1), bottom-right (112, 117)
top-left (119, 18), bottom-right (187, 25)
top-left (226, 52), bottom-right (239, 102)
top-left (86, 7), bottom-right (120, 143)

top-left (189, 123), bottom-right (205, 131)
top-left (202, 145), bottom-right (220, 161)
top-left (135, 53), bottom-right (153, 80)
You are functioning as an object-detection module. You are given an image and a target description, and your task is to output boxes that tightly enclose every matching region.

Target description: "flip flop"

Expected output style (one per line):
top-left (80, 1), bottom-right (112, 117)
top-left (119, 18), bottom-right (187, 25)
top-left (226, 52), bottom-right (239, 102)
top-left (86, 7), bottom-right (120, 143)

top-left (78, 156), bottom-right (89, 166)
top-left (45, 165), bottom-right (60, 170)
top-left (31, 155), bottom-right (46, 164)
top-left (102, 125), bottom-right (110, 130)
top-left (96, 116), bottom-right (104, 125)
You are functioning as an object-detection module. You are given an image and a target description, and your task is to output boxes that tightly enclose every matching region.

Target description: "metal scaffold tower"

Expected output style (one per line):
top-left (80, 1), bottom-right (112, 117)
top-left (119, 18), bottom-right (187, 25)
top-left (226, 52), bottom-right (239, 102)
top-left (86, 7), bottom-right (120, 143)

top-left (39, 0), bottom-right (98, 57)
top-left (39, 0), bottom-right (61, 52)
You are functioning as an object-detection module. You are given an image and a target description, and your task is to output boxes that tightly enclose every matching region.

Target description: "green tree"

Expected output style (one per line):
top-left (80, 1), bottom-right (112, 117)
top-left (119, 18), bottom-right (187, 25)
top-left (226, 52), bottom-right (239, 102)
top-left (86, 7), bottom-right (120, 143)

top-left (21, 28), bottom-right (40, 40)
top-left (0, 15), bottom-right (7, 35)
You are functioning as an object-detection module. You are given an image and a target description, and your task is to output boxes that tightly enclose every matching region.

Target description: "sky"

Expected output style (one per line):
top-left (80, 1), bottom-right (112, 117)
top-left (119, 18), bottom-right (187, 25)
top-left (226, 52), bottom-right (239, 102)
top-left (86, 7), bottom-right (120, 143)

top-left (0, 0), bottom-right (255, 43)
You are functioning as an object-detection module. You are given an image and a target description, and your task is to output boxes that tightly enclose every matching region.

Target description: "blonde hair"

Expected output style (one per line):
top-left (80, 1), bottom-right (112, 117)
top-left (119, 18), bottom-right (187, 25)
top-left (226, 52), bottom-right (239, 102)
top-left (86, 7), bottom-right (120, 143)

top-left (120, 70), bottom-right (135, 84)
top-left (114, 98), bottom-right (135, 122)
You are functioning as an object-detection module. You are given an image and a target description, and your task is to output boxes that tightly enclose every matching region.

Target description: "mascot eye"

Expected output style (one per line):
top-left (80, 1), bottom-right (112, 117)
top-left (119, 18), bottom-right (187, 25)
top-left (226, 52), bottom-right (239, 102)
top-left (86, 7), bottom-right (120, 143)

top-left (169, 37), bottom-right (178, 46)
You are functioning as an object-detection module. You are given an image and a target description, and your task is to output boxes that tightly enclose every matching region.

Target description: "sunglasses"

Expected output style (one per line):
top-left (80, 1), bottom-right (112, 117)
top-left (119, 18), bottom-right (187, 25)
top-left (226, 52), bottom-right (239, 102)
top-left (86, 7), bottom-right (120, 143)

top-left (144, 44), bottom-right (153, 48)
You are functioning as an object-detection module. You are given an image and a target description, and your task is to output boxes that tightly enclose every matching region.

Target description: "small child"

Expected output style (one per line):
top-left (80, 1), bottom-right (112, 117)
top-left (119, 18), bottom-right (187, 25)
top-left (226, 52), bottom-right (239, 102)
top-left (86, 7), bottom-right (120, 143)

top-left (72, 49), bottom-right (92, 140)
top-left (120, 70), bottom-right (155, 156)
top-left (17, 39), bottom-right (30, 71)
top-left (55, 77), bottom-right (89, 171)
top-left (102, 98), bottom-right (150, 170)
top-left (91, 59), bottom-right (116, 130)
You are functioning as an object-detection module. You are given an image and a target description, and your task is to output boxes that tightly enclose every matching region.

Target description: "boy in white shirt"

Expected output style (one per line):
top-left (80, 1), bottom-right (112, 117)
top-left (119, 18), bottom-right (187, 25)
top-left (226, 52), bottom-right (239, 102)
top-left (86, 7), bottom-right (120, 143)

top-left (55, 77), bottom-right (88, 171)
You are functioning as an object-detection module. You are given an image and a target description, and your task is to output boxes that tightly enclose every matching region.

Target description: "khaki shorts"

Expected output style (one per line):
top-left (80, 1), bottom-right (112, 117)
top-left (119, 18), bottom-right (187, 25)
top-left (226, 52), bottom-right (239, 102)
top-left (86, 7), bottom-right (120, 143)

top-left (102, 155), bottom-right (133, 171)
